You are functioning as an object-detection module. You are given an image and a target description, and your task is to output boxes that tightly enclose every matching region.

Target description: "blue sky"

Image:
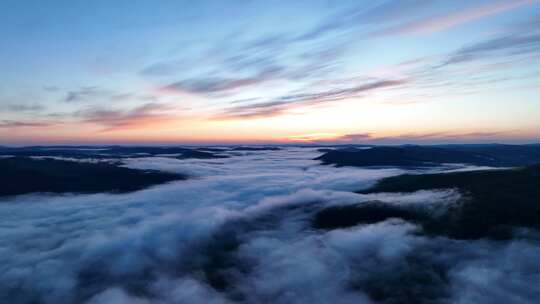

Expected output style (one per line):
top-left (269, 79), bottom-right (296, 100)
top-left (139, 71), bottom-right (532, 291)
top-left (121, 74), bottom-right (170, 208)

top-left (1, 0), bottom-right (539, 144)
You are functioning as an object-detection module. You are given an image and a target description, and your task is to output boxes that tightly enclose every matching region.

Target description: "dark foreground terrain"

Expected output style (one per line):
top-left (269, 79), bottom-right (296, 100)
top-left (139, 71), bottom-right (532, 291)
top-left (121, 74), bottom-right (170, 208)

top-left (315, 164), bottom-right (540, 239)
top-left (0, 157), bottom-right (185, 197)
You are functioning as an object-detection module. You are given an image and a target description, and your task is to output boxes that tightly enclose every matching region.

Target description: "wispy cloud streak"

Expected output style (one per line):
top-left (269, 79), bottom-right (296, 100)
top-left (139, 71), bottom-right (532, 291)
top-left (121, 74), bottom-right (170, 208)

top-left (217, 79), bottom-right (407, 119)
top-left (79, 103), bottom-right (180, 132)
top-left (443, 33), bottom-right (540, 66)
top-left (0, 120), bottom-right (55, 129)
top-left (377, 0), bottom-right (537, 36)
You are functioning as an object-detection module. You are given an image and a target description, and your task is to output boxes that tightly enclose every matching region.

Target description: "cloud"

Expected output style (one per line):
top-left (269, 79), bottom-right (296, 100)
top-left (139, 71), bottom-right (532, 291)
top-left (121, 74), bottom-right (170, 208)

top-left (1, 148), bottom-right (539, 303)
top-left (448, 240), bottom-right (540, 303)
top-left (63, 87), bottom-right (154, 104)
top-left (387, 131), bottom-right (507, 142)
top-left (0, 120), bottom-right (54, 128)
top-left (142, 0), bottom-right (435, 85)
top-left (0, 104), bottom-right (44, 112)
top-left (443, 33), bottom-right (540, 66)
top-left (43, 86), bottom-right (61, 92)
top-left (64, 86), bottom-right (115, 103)
top-left (294, 0), bottom-right (436, 42)
top-left (334, 131), bottom-right (506, 144)
top-left (215, 101), bottom-right (289, 119)
top-left (287, 133), bottom-right (342, 142)
top-left (140, 59), bottom-right (187, 76)
top-left (335, 133), bottom-right (374, 141)
top-left (149, 3), bottom-right (426, 99)
top-left (0, 148), bottom-right (398, 303)
top-left (161, 67), bottom-right (282, 95)
top-left (217, 79), bottom-right (407, 119)
top-left (280, 79), bottom-right (407, 102)
top-left (345, 22), bottom-right (540, 103)
top-left (150, 33), bottom-right (345, 101)
top-left (376, 0), bottom-right (537, 36)
top-left (302, 131), bottom-right (509, 144)
top-left (78, 103), bottom-right (180, 131)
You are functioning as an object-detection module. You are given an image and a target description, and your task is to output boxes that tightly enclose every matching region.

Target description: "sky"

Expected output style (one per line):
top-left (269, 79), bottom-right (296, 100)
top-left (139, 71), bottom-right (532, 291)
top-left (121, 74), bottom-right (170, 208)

top-left (1, 0), bottom-right (539, 145)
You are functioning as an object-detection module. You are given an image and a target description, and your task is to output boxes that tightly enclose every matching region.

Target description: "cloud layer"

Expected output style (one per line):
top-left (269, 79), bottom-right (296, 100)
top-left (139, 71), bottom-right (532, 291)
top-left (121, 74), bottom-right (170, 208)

top-left (1, 148), bottom-right (539, 303)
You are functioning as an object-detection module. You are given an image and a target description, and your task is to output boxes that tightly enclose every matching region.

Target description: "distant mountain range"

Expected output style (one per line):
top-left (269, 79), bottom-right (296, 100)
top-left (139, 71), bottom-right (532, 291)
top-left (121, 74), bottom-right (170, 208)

top-left (0, 146), bottom-right (230, 159)
top-left (316, 144), bottom-right (540, 167)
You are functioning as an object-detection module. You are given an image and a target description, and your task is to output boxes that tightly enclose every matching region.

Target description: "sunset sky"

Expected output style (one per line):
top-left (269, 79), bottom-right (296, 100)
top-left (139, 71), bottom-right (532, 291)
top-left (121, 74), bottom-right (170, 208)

top-left (1, 0), bottom-right (539, 145)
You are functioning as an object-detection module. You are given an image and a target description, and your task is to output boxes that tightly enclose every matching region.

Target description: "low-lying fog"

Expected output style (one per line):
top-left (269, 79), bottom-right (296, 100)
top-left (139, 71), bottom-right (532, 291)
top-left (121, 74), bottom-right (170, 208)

top-left (1, 148), bottom-right (538, 303)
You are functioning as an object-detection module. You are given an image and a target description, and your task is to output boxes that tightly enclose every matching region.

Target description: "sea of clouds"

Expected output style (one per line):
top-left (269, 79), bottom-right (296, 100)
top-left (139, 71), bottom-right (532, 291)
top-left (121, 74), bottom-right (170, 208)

top-left (1, 147), bottom-right (539, 303)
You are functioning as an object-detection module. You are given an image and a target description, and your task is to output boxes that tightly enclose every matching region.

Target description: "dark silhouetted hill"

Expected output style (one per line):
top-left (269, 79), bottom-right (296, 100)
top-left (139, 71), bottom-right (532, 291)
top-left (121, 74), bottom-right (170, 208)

top-left (314, 165), bottom-right (540, 239)
top-left (0, 157), bottom-right (185, 197)
top-left (316, 144), bottom-right (540, 167)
